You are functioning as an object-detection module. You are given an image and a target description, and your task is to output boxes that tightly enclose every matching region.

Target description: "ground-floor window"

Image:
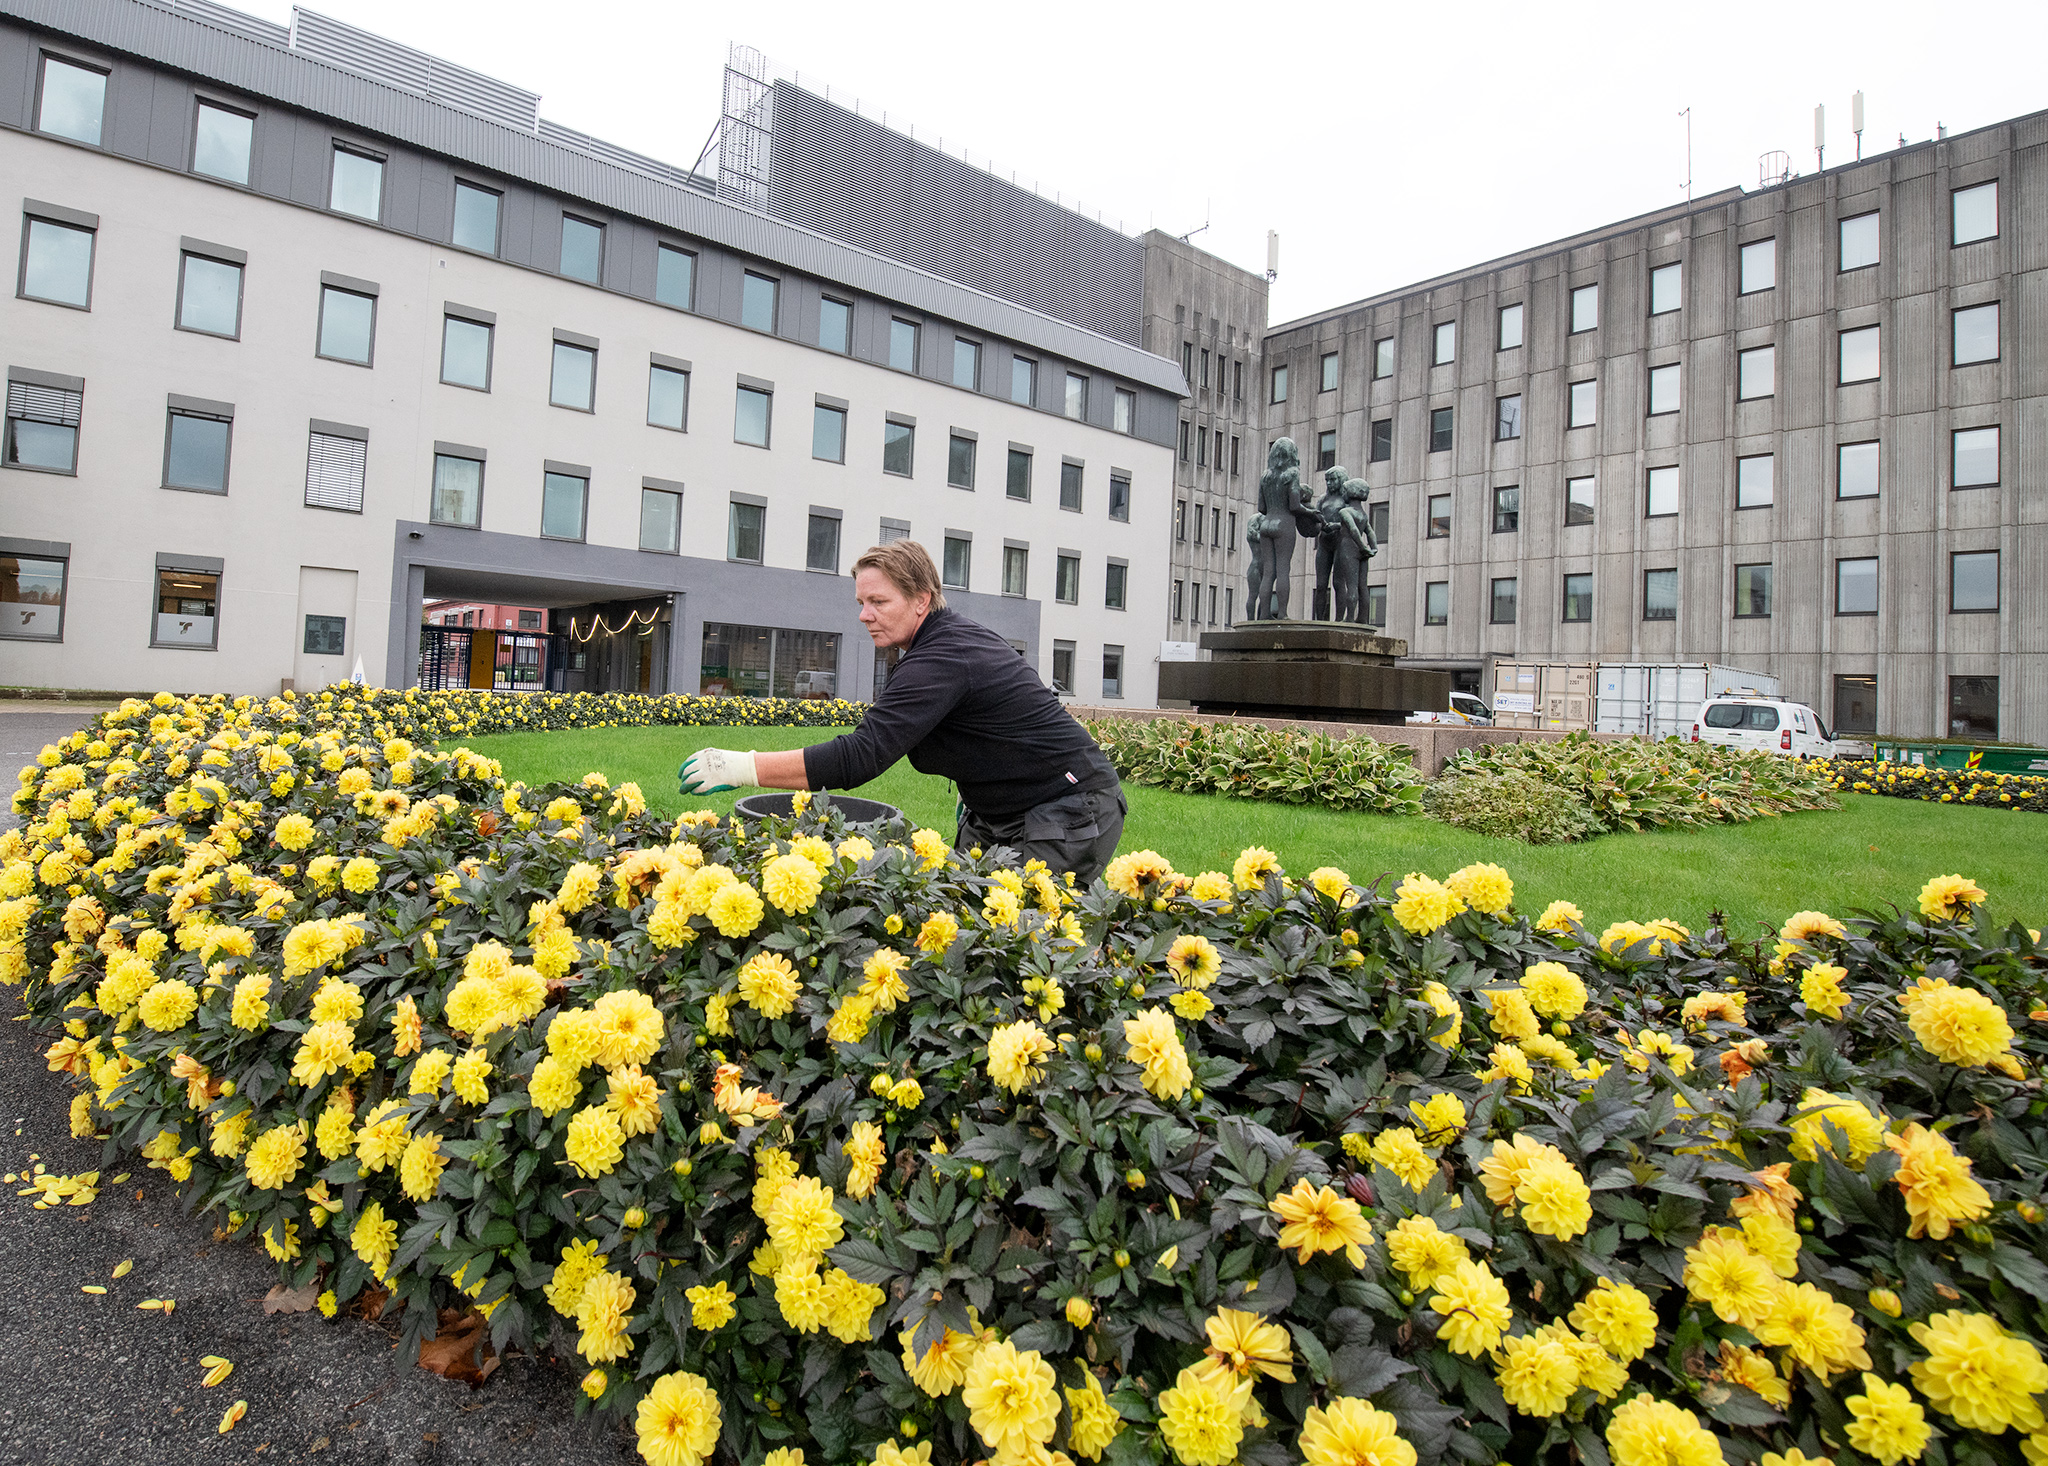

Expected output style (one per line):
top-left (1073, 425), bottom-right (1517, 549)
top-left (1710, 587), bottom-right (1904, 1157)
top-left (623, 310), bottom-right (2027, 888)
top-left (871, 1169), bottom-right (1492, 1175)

top-left (1948, 676), bottom-right (1998, 741)
top-left (1833, 674), bottom-right (1877, 736)
top-left (701, 623), bottom-right (840, 700)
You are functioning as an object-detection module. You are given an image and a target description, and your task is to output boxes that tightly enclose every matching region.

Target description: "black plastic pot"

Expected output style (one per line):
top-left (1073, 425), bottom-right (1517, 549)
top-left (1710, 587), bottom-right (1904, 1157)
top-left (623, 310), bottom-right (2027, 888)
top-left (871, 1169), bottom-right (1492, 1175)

top-left (732, 791), bottom-right (902, 828)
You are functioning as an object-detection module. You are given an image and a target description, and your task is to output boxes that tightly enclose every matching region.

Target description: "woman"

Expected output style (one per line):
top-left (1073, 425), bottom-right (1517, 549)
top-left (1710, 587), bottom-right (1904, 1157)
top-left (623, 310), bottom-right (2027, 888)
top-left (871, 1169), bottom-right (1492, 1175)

top-left (679, 540), bottom-right (1126, 882)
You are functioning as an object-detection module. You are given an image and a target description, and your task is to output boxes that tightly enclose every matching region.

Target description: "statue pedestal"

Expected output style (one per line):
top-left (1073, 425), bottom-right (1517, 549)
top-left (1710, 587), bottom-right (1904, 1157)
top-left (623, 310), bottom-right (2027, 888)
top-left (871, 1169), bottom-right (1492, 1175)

top-left (1155, 622), bottom-right (1450, 725)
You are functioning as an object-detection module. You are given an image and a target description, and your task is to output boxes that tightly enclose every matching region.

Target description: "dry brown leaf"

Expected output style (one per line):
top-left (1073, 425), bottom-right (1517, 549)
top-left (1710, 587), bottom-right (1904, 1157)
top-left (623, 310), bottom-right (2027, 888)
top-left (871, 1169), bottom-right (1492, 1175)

top-left (262, 1282), bottom-right (321, 1314)
top-left (351, 1286), bottom-right (390, 1322)
top-left (416, 1308), bottom-right (499, 1388)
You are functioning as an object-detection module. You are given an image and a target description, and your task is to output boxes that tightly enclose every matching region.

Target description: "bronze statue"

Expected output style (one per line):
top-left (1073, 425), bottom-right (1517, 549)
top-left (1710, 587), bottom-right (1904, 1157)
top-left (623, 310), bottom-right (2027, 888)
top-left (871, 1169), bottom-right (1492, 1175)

top-left (1333, 477), bottom-right (1378, 622)
top-left (1252, 438), bottom-right (1309, 620)
top-left (1245, 512), bottom-right (1277, 627)
top-left (1311, 466), bottom-right (1349, 620)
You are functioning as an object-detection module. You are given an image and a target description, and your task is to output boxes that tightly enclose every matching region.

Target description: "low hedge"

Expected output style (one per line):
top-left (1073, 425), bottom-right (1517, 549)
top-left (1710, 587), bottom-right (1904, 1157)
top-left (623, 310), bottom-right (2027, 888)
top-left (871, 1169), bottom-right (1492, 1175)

top-left (1827, 760), bottom-right (2048, 815)
top-left (287, 687), bottom-right (867, 742)
top-left (8, 692), bottom-right (2048, 1466)
top-left (1085, 720), bottom-right (1425, 816)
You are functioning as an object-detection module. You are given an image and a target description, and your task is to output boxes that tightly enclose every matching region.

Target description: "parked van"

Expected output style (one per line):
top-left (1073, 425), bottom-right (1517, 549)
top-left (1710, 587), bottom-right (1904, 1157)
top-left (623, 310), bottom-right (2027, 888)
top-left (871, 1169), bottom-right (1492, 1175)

top-left (1691, 696), bottom-right (1836, 758)
top-left (1407, 692), bottom-right (1494, 726)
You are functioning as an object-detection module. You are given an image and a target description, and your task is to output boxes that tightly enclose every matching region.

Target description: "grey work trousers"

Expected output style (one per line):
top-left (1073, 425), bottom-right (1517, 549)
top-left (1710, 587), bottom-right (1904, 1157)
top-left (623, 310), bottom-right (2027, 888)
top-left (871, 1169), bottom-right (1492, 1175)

top-left (954, 782), bottom-right (1127, 885)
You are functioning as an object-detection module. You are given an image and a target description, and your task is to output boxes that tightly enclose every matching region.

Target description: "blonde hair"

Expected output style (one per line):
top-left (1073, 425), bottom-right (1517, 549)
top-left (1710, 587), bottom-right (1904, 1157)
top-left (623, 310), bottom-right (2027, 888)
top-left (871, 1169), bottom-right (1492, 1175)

top-left (851, 540), bottom-right (946, 611)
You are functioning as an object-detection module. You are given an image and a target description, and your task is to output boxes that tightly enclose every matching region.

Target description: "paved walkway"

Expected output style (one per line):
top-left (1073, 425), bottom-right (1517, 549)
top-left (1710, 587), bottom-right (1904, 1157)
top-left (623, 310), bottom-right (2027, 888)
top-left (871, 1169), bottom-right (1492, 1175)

top-left (1, 705), bottom-right (634, 1464)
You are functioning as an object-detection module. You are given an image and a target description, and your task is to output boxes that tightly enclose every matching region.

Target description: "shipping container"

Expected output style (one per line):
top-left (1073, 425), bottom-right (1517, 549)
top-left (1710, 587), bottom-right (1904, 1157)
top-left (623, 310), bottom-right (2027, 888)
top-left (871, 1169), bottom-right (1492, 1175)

top-left (1486, 660), bottom-right (1777, 736)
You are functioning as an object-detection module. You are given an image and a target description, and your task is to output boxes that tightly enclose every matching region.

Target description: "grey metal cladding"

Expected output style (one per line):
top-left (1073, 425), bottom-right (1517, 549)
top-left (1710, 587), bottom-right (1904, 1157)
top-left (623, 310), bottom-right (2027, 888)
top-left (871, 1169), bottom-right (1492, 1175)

top-left (767, 84), bottom-right (1145, 349)
top-left (287, 6), bottom-right (540, 132)
top-left (5, 0), bottom-right (1181, 393)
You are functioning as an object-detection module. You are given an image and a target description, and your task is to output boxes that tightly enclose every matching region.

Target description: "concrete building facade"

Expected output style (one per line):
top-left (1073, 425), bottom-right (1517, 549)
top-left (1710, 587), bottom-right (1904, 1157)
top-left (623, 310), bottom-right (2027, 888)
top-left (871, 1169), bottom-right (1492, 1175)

top-left (1262, 115), bottom-right (2047, 744)
top-left (0, 0), bottom-right (1178, 705)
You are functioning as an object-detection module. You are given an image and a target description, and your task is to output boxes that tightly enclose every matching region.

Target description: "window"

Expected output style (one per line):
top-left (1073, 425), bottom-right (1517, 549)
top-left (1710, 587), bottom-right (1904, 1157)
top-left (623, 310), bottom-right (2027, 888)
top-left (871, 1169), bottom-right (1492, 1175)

top-left (1371, 337), bottom-right (1393, 379)
top-left (1950, 676), bottom-right (1999, 740)
top-left (1424, 581), bottom-right (1449, 626)
top-left (1740, 239), bottom-right (1776, 294)
top-left (1271, 365), bottom-right (1288, 404)
top-left (727, 501), bottom-right (765, 563)
top-left (1649, 263), bottom-right (1681, 315)
top-left (1643, 568), bottom-right (1677, 621)
top-left (1836, 557), bottom-right (1878, 615)
top-left (446, 180), bottom-right (500, 254)
top-left (1065, 374), bottom-right (1088, 421)
top-left (1568, 379), bottom-right (1596, 428)
top-left (154, 565), bottom-right (219, 649)
top-left (889, 320), bottom-right (919, 372)
top-left (1114, 388), bottom-right (1136, 435)
top-left (4, 374), bottom-right (81, 474)
top-left (739, 271), bottom-right (779, 333)
top-left (1369, 502), bottom-right (1390, 545)
top-left (1429, 407), bottom-right (1453, 452)
top-left (1734, 563), bottom-right (1773, 618)
top-left (1213, 430), bottom-right (1224, 468)
top-left (1182, 342), bottom-right (1194, 380)
top-left (462, 611), bottom-right (474, 627)
top-left (883, 420), bottom-right (914, 476)
top-left (441, 314), bottom-right (492, 390)
top-left (1104, 560), bottom-right (1128, 609)
top-left (1198, 430), bottom-right (1209, 468)
top-left (1493, 485), bottom-right (1519, 533)
top-left (1951, 550), bottom-right (1999, 612)
top-left (1320, 352), bottom-right (1340, 392)
top-left (1200, 349), bottom-right (1211, 389)
top-left (1316, 431), bottom-right (1336, 473)
top-left (193, 101), bottom-right (254, 186)
top-left (1108, 474), bottom-right (1130, 522)
top-left (1433, 320), bottom-right (1456, 365)
top-left (329, 146), bottom-right (383, 220)
top-left (517, 609), bottom-right (541, 630)
top-left (1, 549), bottom-right (66, 640)
top-left (1364, 584), bottom-right (1386, 626)
top-left (1645, 466), bottom-right (1679, 518)
top-left (648, 362), bottom-right (689, 432)
top-left (1953, 303), bottom-right (1999, 365)
top-left (1838, 440), bottom-right (1880, 499)
top-left (1426, 493), bottom-right (1450, 538)
top-left (1498, 304), bottom-right (1523, 350)
top-left (1566, 475), bottom-right (1596, 526)
top-left (1234, 359), bottom-right (1244, 399)
top-left (1834, 675), bottom-right (1878, 735)
top-left (1647, 363), bottom-right (1681, 416)
top-left (1495, 395), bottom-right (1521, 440)
top-left (1207, 584), bottom-right (1219, 625)
top-left (1051, 640), bottom-right (1075, 695)
top-left (878, 519), bottom-right (910, 545)
top-left (1737, 345), bottom-right (1774, 400)
top-left (164, 404), bottom-right (232, 494)
top-left (1056, 554), bottom-right (1079, 604)
top-left (177, 251), bottom-right (243, 338)
top-left (1953, 181), bottom-right (1998, 246)
top-left (1007, 448), bottom-right (1032, 501)
top-left (541, 470), bottom-right (587, 541)
top-left (37, 56), bottom-right (106, 145)
top-left (655, 245), bottom-right (695, 310)
top-left (1060, 460), bottom-right (1083, 511)
top-left (735, 386), bottom-right (772, 448)
top-left (1839, 325), bottom-right (1880, 384)
top-left (640, 486), bottom-right (681, 553)
top-left (812, 402), bottom-right (846, 462)
top-left (317, 284), bottom-right (375, 365)
top-left (943, 535), bottom-right (971, 590)
top-left (1012, 355), bottom-right (1036, 405)
top-left (1102, 646), bottom-right (1124, 699)
top-left (1953, 425), bottom-right (1999, 488)
top-left (1179, 421), bottom-right (1191, 462)
top-left (1736, 454), bottom-right (1774, 508)
top-left (1174, 500), bottom-right (1187, 542)
top-left (1561, 573), bottom-right (1593, 622)
top-left (1490, 577), bottom-right (1517, 624)
top-left (948, 434), bottom-right (977, 489)
top-left (1230, 436), bottom-right (1241, 476)
top-left (19, 213), bottom-right (95, 308)
top-left (954, 338), bottom-right (981, 390)
top-left (1840, 212), bottom-right (1880, 271)
top-left (1002, 545), bottom-right (1028, 597)
top-left (1570, 284), bottom-right (1599, 333)
top-left (432, 452), bottom-right (482, 527)
top-left (807, 513), bottom-right (842, 574)
top-left (818, 297), bottom-right (851, 354)
top-left (551, 341), bottom-right (596, 411)
top-left (1227, 511), bottom-right (1238, 548)
top-left (1370, 418), bottom-right (1391, 462)
top-left (304, 425), bottom-right (365, 513)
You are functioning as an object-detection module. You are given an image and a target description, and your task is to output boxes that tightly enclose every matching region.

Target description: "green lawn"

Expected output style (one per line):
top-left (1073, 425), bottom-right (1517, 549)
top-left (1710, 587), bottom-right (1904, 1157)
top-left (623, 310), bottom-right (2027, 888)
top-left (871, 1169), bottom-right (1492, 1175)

top-left (450, 725), bottom-right (2048, 938)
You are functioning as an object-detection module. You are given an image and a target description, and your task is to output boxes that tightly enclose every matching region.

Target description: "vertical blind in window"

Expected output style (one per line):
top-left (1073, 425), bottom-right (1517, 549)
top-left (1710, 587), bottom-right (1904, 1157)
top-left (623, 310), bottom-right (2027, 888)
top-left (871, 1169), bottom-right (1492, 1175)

top-left (305, 432), bottom-right (368, 512)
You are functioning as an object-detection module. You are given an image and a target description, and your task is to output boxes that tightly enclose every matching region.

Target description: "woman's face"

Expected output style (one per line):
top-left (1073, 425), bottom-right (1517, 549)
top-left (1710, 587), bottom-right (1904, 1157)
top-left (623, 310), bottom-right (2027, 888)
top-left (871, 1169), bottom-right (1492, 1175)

top-left (854, 567), bottom-right (933, 649)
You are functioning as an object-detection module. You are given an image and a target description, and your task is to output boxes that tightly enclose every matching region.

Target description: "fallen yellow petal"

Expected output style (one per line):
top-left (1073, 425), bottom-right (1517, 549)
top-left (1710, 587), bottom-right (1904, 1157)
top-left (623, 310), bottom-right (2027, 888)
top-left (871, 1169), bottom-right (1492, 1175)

top-left (110, 1173), bottom-right (131, 1184)
top-left (201, 1360), bottom-right (233, 1387)
top-left (112, 1260), bottom-right (133, 1278)
top-left (137, 1299), bottom-right (165, 1310)
top-left (218, 1401), bottom-right (247, 1434)
top-left (199, 1355), bottom-right (229, 1368)
top-left (80, 1285), bottom-right (106, 1294)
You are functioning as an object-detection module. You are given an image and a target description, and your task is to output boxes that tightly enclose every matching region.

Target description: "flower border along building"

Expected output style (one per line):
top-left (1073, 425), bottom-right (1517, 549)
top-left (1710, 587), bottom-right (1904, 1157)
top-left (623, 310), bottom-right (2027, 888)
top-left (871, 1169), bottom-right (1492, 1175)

top-left (0, 0), bottom-right (1178, 704)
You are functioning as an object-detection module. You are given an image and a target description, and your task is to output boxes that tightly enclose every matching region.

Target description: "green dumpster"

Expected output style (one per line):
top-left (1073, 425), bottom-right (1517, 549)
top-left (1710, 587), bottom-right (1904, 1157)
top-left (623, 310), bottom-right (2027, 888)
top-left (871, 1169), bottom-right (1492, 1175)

top-left (1872, 741), bottom-right (2048, 775)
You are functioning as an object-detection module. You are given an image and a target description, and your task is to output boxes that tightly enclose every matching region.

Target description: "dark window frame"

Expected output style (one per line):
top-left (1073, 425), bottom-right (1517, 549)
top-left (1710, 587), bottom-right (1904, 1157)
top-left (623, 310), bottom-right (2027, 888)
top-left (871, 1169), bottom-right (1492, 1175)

top-left (1492, 484), bottom-right (1519, 534)
top-left (1644, 465), bottom-right (1680, 519)
top-left (734, 384), bottom-right (773, 450)
top-left (328, 142), bottom-right (385, 222)
top-left (947, 432), bottom-right (977, 490)
top-left (7, 548), bottom-right (74, 641)
top-left (1489, 576), bottom-right (1517, 625)
top-left (647, 360), bottom-right (690, 433)
top-left (1837, 439), bottom-right (1881, 500)
top-left (1835, 556), bottom-right (1879, 617)
top-left (558, 213), bottom-right (606, 285)
top-left (1736, 344), bottom-right (1775, 401)
top-left (174, 248), bottom-right (245, 340)
top-left (1103, 559), bottom-right (1128, 611)
top-left (1949, 549), bottom-right (2000, 614)
top-left (1319, 351), bottom-right (1340, 393)
top-left (806, 511), bottom-right (843, 575)
top-left (1838, 210), bottom-right (1881, 273)
top-left (1735, 453), bottom-right (1775, 509)
top-left (1732, 562), bottom-right (1774, 619)
top-left (1372, 337), bottom-right (1394, 378)
top-left (191, 97), bottom-right (256, 186)
top-left (882, 418), bottom-right (915, 477)
top-left (1497, 303), bottom-right (1524, 351)
top-left (1108, 473), bottom-right (1131, 523)
top-left (150, 563), bottom-right (222, 651)
top-left (1643, 567), bottom-right (1678, 622)
top-left (1951, 424), bottom-right (2000, 490)
top-left (539, 468), bottom-right (590, 544)
top-left (1648, 261), bottom-right (1682, 316)
top-left (1370, 418), bottom-right (1392, 462)
top-left (429, 450), bottom-right (485, 530)
top-left (811, 401), bottom-right (847, 464)
top-left (1838, 324), bottom-right (1881, 385)
top-left (315, 282), bottom-right (377, 367)
top-left (1428, 406), bottom-right (1453, 453)
top-left (727, 499), bottom-right (766, 564)
top-left (1952, 180), bottom-right (1999, 247)
top-left (1432, 319), bottom-right (1456, 365)
top-left (17, 210), bottom-right (97, 311)
top-left (638, 485), bottom-right (682, 554)
top-left (1423, 580), bottom-right (1449, 626)
top-left (1561, 572), bottom-right (1594, 623)
top-left (1568, 378), bottom-right (1596, 428)
top-left (1569, 283), bottom-right (1599, 334)
top-left (162, 404), bottom-right (234, 496)
top-left (1646, 362), bottom-right (1682, 417)
top-left (439, 313), bottom-right (493, 392)
top-left (740, 270), bottom-right (780, 334)
top-left (35, 52), bottom-right (109, 148)
top-left (1739, 238), bottom-right (1776, 294)
top-left (1426, 492), bottom-right (1451, 539)
top-left (654, 243), bottom-right (697, 311)
top-left (1270, 363), bottom-right (1288, 404)
top-left (1565, 475), bottom-right (1596, 526)
top-left (1495, 394), bottom-right (1522, 441)
top-left (549, 340), bottom-right (598, 413)
top-left (1055, 553), bottom-right (1080, 605)
top-left (450, 179), bottom-right (502, 256)
top-left (1951, 301), bottom-right (2000, 367)
top-left (818, 296), bottom-right (853, 354)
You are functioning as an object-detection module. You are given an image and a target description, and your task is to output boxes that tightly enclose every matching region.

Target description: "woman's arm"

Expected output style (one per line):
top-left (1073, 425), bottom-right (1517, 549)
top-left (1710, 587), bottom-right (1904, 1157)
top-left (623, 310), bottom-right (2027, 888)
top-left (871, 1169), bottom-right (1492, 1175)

top-left (751, 748), bottom-right (811, 789)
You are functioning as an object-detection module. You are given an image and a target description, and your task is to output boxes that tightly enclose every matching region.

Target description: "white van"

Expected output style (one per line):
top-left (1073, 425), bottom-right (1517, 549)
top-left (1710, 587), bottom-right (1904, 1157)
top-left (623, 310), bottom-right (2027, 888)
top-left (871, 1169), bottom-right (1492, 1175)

top-left (1407, 692), bottom-right (1494, 727)
top-left (1691, 696), bottom-right (1836, 758)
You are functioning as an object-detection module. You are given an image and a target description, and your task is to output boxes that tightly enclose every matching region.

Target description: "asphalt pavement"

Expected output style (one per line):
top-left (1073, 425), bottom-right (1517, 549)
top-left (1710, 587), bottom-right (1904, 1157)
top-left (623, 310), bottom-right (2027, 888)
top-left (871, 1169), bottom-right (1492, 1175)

top-left (0, 704), bottom-right (637, 1465)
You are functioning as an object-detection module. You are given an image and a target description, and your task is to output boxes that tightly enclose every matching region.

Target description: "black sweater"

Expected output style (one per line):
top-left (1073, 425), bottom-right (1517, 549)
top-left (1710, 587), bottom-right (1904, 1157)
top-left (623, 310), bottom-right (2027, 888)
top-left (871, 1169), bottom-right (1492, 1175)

top-left (802, 607), bottom-right (1116, 816)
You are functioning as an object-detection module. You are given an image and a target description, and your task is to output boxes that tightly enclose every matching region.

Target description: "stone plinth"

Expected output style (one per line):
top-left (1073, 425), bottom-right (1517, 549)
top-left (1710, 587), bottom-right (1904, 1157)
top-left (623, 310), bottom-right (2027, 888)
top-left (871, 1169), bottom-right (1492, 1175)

top-left (1155, 621), bottom-right (1450, 725)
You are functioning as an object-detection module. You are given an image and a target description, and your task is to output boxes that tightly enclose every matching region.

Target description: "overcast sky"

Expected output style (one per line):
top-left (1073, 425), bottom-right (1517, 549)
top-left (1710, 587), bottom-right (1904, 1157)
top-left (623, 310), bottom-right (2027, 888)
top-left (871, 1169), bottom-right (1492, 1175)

top-left (242, 0), bottom-right (2045, 327)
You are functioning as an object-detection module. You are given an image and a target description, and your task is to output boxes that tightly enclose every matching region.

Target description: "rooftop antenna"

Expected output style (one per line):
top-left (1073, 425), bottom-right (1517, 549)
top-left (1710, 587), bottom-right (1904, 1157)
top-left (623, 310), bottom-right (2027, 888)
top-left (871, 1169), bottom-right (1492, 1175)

top-left (1852, 90), bottom-right (1865, 160)
top-left (1814, 102), bottom-right (1826, 171)
top-left (1177, 200), bottom-right (1211, 244)
top-left (1678, 106), bottom-right (1692, 201)
top-left (1266, 230), bottom-right (1279, 283)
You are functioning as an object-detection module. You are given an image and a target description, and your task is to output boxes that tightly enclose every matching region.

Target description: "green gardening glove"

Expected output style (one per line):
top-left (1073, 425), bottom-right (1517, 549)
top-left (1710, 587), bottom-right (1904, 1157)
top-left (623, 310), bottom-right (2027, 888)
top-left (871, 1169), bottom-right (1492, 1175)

top-left (678, 748), bottom-right (759, 795)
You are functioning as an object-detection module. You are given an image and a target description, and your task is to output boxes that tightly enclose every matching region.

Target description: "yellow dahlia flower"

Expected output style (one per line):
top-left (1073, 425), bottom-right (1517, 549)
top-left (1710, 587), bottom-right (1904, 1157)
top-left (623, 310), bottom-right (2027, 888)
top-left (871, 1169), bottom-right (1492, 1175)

top-left (961, 1338), bottom-right (1060, 1457)
top-left (635, 1370), bottom-right (722, 1466)
top-left (987, 1019), bottom-right (1055, 1093)
top-left (1844, 1374), bottom-right (1930, 1465)
top-left (1123, 1007), bottom-right (1193, 1100)
top-left (1299, 1396), bottom-right (1417, 1466)
top-left (1427, 1260), bottom-right (1512, 1357)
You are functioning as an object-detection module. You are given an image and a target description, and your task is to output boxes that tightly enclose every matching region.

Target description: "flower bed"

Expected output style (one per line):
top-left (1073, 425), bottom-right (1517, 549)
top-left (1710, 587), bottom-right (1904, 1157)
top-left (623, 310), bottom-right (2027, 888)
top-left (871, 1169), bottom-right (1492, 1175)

top-left (1084, 719), bottom-right (1425, 816)
top-left (281, 687), bottom-right (868, 742)
top-left (1827, 759), bottom-right (2048, 815)
top-left (7, 691), bottom-right (2048, 1466)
